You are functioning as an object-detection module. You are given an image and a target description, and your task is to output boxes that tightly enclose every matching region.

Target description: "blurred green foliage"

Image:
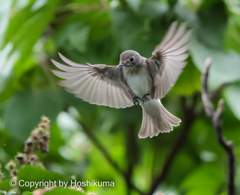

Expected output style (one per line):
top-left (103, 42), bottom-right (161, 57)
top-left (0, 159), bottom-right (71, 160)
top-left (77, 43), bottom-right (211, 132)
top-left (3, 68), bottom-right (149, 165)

top-left (0, 0), bottom-right (240, 195)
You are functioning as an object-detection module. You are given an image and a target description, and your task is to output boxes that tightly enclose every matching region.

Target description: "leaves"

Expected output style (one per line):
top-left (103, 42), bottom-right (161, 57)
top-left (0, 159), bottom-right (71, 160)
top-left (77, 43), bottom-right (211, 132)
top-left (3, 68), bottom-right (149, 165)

top-left (56, 22), bottom-right (90, 53)
top-left (0, 0), bottom-right (59, 98)
top-left (45, 188), bottom-right (83, 195)
top-left (22, 192), bottom-right (34, 195)
top-left (224, 15), bottom-right (240, 53)
top-left (125, 0), bottom-right (142, 11)
top-left (190, 39), bottom-right (240, 90)
top-left (196, 1), bottom-right (228, 48)
top-left (224, 84), bottom-right (240, 120)
top-left (141, 1), bottom-right (169, 18)
top-left (171, 57), bottom-right (201, 96)
top-left (0, 0), bottom-right (240, 195)
top-left (44, 187), bottom-right (84, 195)
top-left (181, 164), bottom-right (224, 195)
top-left (111, 9), bottom-right (144, 50)
top-left (2, 90), bottom-right (63, 142)
top-left (17, 166), bottom-right (70, 192)
top-left (0, 179), bottom-right (12, 191)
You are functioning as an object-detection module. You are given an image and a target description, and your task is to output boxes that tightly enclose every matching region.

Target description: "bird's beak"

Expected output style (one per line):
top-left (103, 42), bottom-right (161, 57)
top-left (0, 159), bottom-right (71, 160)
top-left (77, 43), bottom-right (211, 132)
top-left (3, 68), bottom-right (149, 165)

top-left (118, 62), bottom-right (124, 67)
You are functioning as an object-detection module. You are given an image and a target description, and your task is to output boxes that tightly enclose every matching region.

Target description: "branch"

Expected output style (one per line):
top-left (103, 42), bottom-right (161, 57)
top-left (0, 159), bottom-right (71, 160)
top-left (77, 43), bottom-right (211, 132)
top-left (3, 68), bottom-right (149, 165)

top-left (79, 122), bottom-right (123, 174)
top-left (125, 123), bottom-right (138, 195)
top-left (77, 120), bottom-right (144, 195)
top-left (146, 94), bottom-right (199, 195)
top-left (201, 58), bottom-right (235, 195)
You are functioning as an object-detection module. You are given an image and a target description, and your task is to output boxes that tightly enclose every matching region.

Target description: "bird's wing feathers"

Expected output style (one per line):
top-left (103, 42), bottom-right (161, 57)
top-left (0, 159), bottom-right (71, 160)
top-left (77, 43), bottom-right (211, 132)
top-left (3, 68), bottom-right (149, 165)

top-left (149, 22), bottom-right (192, 99)
top-left (51, 53), bottom-right (134, 108)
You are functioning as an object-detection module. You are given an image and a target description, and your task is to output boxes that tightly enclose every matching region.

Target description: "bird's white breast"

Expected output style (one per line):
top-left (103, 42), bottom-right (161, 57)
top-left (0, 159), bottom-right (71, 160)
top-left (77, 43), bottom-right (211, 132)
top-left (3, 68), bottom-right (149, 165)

top-left (126, 71), bottom-right (150, 98)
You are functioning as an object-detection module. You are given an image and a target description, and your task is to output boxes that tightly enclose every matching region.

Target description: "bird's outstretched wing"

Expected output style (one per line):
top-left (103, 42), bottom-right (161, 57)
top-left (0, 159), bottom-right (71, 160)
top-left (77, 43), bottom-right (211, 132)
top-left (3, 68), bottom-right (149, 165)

top-left (148, 21), bottom-right (192, 99)
top-left (51, 53), bottom-right (134, 108)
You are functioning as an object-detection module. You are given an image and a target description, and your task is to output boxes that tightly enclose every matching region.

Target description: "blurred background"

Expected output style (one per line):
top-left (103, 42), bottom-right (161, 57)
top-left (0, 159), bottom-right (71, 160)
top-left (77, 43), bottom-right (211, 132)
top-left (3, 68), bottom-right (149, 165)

top-left (0, 0), bottom-right (240, 194)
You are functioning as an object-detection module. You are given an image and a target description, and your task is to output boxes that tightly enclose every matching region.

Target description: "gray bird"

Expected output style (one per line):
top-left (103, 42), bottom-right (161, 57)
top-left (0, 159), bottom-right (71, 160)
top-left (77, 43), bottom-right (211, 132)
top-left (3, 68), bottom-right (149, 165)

top-left (51, 21), bottom-right (192, 138)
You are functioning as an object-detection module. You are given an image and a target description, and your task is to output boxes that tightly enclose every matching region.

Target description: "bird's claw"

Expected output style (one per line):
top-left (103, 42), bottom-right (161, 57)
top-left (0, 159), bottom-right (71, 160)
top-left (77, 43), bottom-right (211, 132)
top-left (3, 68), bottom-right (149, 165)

top-left (142, 94), bottom-right (149, 104)
top-left (133, 97), bottom-right (141, 105)
top-left (133, 94), bottom-right (149, 105)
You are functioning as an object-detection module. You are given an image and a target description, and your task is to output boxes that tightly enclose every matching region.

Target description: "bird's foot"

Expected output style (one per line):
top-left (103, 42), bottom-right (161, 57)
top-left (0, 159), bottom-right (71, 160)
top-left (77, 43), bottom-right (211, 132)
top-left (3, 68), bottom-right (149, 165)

top-left (133, 97), bottom-right (141, 105)
top-left (142, 94), bottom-right (150, 104)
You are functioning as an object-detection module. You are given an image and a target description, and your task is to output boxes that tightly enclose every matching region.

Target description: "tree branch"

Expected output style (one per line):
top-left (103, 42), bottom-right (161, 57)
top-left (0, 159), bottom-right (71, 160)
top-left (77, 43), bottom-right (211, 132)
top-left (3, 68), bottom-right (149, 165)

top-left (79, 122), bottom-right (123, 174)
top-left (77, 120), bottom-right (144, 195)
top-left (146, 94), bottom-right (199, 195)
top-left (201, 58), bottom-right (235, 195)
top-left (125, 123), bottom-right (139, 195)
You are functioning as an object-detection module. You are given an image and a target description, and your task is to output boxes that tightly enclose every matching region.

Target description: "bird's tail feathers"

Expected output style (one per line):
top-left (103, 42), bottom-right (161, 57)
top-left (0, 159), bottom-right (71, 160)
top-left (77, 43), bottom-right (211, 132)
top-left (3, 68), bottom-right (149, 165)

top-left (139, 99), bottom-right (181, 138)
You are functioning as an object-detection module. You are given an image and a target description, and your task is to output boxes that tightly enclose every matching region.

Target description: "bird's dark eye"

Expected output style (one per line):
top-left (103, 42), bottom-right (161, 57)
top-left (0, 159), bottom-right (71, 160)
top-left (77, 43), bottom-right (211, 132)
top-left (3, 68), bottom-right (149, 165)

top-left (130, 57), bottom-right (134, 62)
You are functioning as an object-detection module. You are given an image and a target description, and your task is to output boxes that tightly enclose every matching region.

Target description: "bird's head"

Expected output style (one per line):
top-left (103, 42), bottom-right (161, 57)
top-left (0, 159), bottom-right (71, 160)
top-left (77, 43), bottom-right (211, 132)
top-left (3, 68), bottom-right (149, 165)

top-left (119, 50), bottom-right (141, 67)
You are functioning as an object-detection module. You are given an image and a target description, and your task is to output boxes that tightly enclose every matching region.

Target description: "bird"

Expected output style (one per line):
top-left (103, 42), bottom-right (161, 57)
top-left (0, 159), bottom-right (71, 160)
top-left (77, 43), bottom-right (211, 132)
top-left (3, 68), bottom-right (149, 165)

top-left (51, 21), bottom-right (192, 138)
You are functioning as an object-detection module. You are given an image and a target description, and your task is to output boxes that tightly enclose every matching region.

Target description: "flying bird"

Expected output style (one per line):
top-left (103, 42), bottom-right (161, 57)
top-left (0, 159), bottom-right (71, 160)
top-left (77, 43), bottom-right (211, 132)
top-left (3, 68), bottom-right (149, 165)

top-left (51, 21), bottom-right (192, 138)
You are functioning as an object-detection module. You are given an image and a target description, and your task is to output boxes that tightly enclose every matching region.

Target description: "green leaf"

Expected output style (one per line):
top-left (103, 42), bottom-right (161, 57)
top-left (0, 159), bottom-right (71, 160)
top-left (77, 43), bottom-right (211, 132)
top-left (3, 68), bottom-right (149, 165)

top-left (197, 1), bottom-right (227, 47)
top-left (22, 192), bottom-right (33, 195)
top-left (141, 1), bottom-right (169, 18)
top-left (111, 9), bottom-right (143, 50)
top-left (198, 0), bottom-right (222, 11)
top-left (181, 164), bottom-right (224, 195)
top-left (171, 57), bottom-right (201, 96)
top-left (133, 147), bottom-right (154, 191)
top-left (2, 90), bottom-right (63, 142)
top-left (125, 0), bottom-right (141, 11)
top-left (0, 1), bottom-right (11, 47)
top-left (224, 15), bottom-right (240, 54)
top-left (0, 43), bottom-right (19, 94)
top-left (0, 0), bottom-right (59, 94)
top-left (44, 187), bottom-right (84, 195)
top-left (0, 179), bottom-right (12, 191)
top-left (224, 84), bottom-right (240, 120)
top-left (111, 8), bottom-right (163, 57)
top-left (190, 39), bottom-right (240, 90)
top-left (17, 165), bottom-right (70, 192)
top-left (48, 123), bottom-right (66, 158)
top-left (67, 24), bottom-right (90, 53)
top-left (3, 1), bottom-right (59, 60)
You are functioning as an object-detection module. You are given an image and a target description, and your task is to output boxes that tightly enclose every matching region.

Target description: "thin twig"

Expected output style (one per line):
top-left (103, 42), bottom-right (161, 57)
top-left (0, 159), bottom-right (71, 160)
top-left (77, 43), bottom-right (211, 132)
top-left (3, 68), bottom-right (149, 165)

top-left (201, 58), bottom-right (235, 195)
top-left (146, 94), bottom-right (199, 195)
top-left (201, 58), bottom-right (214, 117)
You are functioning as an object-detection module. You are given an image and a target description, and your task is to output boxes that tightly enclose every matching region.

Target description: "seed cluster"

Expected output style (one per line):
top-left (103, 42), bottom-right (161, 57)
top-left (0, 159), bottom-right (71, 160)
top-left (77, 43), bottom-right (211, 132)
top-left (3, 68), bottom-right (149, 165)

top-left (0, 163), bottom-right (6, 195)
top-left (0, 163), bottom-right (5, 182)
top-left (5, 160), bottom-right (17, 178)
top-left (24, 116), bottom-right (51, 155)
top-left (4, 116), bottom-right (51, 179)
top-left (69, 185), bottom-right (85, 192)
top-left (15, 116), bottom-right (50, 167)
